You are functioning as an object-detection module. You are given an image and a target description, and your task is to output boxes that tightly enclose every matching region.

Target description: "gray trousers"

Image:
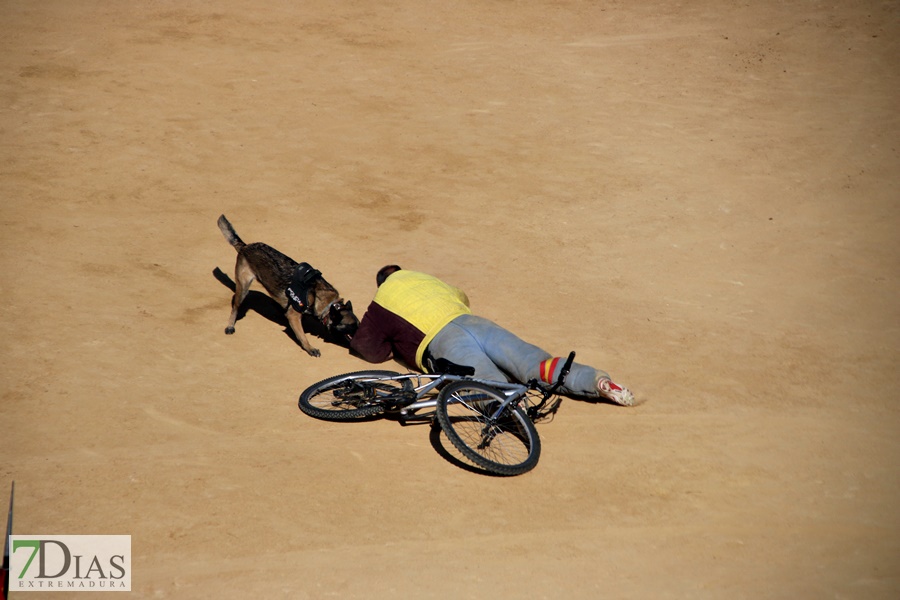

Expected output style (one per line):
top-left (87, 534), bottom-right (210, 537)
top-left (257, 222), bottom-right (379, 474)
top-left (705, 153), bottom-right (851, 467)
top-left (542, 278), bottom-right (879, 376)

top-left (427, 314), bottom-right (607, 398)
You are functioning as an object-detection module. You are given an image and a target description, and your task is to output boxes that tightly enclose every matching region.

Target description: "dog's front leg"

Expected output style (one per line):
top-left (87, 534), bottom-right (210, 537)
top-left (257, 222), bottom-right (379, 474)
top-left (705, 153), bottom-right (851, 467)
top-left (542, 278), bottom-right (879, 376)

top-left (225, 257), bottom-right (254, 335)
top-left (285, 307), bottom-right (320, 357)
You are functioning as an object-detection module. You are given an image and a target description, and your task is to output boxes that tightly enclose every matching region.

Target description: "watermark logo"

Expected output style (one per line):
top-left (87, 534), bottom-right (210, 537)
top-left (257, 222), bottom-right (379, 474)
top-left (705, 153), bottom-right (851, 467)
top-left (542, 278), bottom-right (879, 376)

top-left (9, 535), bottom-right (130, 592)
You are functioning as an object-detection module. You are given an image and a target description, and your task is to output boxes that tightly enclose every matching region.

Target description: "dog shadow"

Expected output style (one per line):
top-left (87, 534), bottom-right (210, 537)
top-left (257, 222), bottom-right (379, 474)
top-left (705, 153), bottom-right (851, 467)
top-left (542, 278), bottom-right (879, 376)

top-left (212, 267), bottom-right (349, 349)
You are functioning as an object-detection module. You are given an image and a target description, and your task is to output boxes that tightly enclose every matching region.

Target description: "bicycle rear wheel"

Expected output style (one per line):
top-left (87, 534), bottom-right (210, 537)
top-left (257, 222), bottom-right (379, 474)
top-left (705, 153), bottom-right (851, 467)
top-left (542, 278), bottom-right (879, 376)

top-left (299, 370), bottom-right (411, 421)
top-left (436, 381), bottom-right (541, 476)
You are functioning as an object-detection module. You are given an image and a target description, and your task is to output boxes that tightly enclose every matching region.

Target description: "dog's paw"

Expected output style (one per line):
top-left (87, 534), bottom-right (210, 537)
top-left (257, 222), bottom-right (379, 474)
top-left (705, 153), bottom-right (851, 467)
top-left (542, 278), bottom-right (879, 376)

top-left (225, 327), bottom-right (235, 335)
top-left (308, 348), bottom-right (321, 358)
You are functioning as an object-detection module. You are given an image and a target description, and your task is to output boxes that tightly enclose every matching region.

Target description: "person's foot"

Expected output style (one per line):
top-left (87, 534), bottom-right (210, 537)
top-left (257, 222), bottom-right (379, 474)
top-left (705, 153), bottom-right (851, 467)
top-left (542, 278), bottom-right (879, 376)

top-left (597, 378), bottom-right (635, 406)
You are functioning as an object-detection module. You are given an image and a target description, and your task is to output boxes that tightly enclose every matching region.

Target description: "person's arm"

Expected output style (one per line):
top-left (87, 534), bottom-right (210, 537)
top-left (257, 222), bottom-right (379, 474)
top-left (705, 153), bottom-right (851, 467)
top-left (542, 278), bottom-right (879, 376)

top-left (349, 303), bottom-right (394, 363)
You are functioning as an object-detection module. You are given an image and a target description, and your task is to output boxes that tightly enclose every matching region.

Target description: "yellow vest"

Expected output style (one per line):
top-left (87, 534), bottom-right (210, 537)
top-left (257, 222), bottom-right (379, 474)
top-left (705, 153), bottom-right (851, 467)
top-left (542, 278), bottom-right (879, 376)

top-left (373, 270), bottom-right (471, 369)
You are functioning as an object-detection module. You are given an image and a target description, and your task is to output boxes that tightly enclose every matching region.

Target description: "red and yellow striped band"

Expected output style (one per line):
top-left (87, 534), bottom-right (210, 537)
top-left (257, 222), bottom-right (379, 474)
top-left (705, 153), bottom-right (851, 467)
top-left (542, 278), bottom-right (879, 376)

top-left (539, 357), bottom-right (561, 384)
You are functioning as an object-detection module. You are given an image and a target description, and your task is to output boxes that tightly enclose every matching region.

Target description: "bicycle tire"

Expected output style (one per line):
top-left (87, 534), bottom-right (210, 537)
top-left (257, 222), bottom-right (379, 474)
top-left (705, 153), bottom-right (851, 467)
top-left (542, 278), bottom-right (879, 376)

top-left (436, 381), bottom-right (541, 476)
top-left (299, 370), bottom-right (412, 421)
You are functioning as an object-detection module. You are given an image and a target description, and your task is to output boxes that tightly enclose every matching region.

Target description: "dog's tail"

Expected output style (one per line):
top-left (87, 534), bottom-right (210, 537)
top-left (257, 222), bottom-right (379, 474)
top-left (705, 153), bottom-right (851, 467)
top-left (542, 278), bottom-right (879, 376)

top-left (217, 214), bottom-right (246, 250)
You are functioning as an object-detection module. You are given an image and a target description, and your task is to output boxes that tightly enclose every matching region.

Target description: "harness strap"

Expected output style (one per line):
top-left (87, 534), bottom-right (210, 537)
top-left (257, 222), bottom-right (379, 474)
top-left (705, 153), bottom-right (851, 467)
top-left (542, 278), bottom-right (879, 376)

top-left (285, 263), bottom-right (322, 314)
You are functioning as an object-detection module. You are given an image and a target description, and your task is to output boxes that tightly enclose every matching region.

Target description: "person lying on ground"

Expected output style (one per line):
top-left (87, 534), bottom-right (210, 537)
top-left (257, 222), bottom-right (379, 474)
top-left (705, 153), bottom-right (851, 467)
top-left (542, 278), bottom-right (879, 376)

top-left (349, 265), bottom-right (635, 405)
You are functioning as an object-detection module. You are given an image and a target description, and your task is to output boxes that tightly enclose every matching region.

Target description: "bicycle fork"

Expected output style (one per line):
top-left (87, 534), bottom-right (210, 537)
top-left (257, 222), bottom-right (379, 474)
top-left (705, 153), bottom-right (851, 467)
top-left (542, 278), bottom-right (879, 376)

top-left (470, 392), bottom-right (521, 449)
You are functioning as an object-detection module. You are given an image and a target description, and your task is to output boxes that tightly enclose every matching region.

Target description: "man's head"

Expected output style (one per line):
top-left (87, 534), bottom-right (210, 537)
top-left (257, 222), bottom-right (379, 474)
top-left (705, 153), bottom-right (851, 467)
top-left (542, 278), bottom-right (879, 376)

top-left (376, 265), bottom-right (401, 287)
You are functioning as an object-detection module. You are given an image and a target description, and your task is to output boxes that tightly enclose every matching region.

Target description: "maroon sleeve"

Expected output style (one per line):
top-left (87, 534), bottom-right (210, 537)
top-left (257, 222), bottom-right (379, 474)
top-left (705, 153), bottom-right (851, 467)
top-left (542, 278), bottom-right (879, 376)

top-left (350, 302), bottom-right (395, 363)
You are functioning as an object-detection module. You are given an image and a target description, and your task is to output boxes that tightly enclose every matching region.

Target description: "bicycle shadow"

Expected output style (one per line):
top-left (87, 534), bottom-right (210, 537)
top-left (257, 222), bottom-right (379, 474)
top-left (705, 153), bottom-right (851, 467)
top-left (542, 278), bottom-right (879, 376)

top-left (211, 267), bottom-right (350, 350)
top-left (424, 420), bottom-right (517, 477)
top-left (384, 394), bottom-right (556, 477)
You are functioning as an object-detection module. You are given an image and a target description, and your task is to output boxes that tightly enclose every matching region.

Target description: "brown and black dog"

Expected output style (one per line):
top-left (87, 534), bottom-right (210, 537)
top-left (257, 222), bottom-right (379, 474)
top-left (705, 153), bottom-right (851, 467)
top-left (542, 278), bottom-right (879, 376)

top-left (217, 214), bottom-right (358, 357)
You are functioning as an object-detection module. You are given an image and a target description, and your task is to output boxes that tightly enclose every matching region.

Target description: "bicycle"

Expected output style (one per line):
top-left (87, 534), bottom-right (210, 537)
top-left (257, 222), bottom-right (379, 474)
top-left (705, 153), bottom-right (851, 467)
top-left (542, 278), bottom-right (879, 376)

top-left (298, 352), bottom-right (575, 476)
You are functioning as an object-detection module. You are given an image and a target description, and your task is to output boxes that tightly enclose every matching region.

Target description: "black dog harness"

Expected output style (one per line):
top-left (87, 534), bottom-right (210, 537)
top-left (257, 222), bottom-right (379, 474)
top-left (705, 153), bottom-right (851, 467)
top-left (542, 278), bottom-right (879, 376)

top-left (285, 263), bottom-right (322, 314)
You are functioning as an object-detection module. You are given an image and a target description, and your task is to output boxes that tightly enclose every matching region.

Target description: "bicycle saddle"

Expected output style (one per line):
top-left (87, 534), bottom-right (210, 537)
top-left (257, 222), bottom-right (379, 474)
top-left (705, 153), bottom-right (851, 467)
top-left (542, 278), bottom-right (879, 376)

top-left (428, 357), bottom-right (476, 377)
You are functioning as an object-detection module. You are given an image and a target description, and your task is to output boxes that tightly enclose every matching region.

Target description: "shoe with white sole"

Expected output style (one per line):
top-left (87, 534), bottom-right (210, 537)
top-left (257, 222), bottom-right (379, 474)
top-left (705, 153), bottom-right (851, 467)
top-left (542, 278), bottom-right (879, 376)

top-left (597, 378), bottom-right (635, 406)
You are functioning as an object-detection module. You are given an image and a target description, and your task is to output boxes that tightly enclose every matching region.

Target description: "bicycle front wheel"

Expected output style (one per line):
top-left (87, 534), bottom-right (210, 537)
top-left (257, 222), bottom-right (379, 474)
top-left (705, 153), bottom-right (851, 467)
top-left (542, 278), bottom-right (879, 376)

top-left (299, 370), bottom-right (411, 421)
top-left (436, 381), bottom-right (541, 476)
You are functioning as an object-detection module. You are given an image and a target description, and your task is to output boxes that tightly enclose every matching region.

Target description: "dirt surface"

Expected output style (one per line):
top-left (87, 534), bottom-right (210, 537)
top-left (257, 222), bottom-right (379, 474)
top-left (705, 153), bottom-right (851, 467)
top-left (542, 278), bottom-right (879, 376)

top-left (2, 1), bottom-right (898, 598)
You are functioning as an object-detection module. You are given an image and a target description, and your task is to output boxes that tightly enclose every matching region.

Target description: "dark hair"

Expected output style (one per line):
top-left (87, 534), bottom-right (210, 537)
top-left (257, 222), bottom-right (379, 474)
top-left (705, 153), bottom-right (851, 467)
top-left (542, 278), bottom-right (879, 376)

top-left (376, 265), bottom-right (401, 286)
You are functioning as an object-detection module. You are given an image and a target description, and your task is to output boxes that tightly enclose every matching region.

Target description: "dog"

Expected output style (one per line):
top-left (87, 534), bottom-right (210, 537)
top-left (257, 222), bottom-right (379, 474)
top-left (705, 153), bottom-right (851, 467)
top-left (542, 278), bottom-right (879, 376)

top-left (217, 214), bottom-right (359, 357)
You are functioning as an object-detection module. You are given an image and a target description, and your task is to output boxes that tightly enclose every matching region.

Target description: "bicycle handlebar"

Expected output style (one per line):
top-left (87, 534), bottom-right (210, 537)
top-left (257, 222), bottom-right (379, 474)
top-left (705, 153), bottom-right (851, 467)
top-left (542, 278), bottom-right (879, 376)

top-left (547, 351), bottom-right (575, 395)
top-left (524, 351), bottom-right (576, 394)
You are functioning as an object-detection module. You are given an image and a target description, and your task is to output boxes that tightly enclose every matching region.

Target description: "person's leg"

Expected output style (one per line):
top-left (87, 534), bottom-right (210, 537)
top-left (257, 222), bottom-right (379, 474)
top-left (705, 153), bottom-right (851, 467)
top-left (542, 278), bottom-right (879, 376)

top-left (427, 318), bottom-right (508, 382)
top-left (430, 314), bottom-right (634, 404)
top-left (450, 314), bottom-right (552, 382)
top-left (446, 315), bottom-right (626, 399)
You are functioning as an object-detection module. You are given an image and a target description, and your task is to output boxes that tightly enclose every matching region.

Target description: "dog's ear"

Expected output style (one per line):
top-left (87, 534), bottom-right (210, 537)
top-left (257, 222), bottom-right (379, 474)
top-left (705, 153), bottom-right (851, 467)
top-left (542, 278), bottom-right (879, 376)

top-left (345, 300), bottom-right (353, 312)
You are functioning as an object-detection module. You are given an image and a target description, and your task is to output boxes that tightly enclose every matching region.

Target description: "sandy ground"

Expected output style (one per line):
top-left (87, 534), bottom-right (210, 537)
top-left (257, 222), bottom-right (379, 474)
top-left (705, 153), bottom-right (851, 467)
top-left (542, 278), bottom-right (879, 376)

top-left (2, 1), bottom-right (898, 598)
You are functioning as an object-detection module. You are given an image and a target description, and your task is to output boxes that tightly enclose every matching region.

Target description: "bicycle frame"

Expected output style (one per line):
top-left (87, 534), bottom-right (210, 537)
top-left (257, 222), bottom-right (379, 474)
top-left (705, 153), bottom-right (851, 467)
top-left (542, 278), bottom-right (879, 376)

top-left (402, 351), bottom-right (574, 423)
top-left (390, 373), bottom-right (530, 420)
top-left (298, 352), bottom-right (575, 475)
